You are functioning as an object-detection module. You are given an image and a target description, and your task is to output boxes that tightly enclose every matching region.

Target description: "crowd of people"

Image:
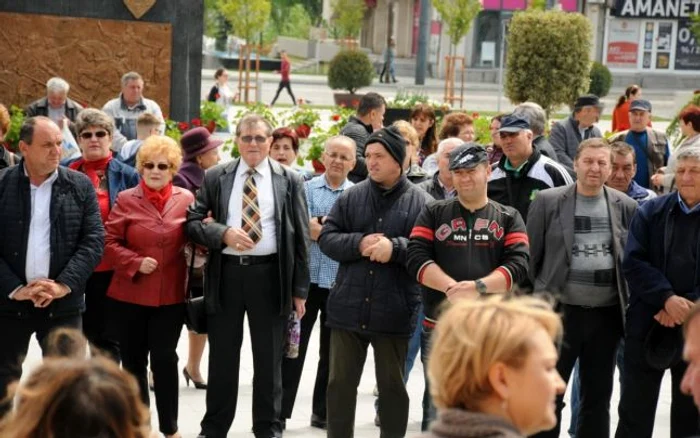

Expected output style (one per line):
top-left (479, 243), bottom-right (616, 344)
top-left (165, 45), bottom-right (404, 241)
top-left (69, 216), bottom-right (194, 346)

top-left (0, 72), bottom-right (699, 438)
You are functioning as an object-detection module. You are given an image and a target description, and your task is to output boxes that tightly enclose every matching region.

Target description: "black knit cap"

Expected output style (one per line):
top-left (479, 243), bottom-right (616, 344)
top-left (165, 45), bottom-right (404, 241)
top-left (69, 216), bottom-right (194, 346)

top-left (365, 126), bottom-right (407, 166)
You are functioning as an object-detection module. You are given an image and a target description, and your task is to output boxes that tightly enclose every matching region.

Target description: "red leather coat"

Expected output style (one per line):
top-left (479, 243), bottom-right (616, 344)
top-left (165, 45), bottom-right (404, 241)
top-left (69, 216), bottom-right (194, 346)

top-left (105, 185), bottom-right (194, 307)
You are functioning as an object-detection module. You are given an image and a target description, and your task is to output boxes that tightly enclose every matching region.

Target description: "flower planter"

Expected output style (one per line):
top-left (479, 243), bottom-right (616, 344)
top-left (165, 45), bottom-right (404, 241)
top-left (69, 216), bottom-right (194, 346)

top-left (333, 93), bottom-right (364, 109)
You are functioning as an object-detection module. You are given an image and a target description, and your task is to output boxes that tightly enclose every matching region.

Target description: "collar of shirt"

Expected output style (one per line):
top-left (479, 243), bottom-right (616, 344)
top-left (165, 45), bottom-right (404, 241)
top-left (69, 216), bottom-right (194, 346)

top-left (319, 174), bottom-right (352, 192)
top-left (678, 193), bottom-right (700, 214)
top-left (120, 95), bottom-right (147, 111)
top-left (24, 165), bottom-right (59, 189)
top-left (436, 174), bottom-right (456, 197)
top-left (237, 157), bottom-right (271, 180)
top-left (504, 158), bottom-right (528, 176)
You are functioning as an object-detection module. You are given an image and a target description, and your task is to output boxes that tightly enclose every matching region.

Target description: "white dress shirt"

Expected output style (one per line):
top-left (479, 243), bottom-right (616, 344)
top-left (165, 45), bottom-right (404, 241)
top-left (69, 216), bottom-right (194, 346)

top-left (26, 169), bottom-right (58, 282)
top-left (223, 157), bottom-right (278, 256)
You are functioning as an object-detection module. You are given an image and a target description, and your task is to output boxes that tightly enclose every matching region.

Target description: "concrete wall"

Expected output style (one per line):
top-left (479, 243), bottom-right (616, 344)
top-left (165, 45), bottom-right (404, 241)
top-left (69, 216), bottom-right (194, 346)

top-left (0, 0), bottom-right (204, 122)
top-left (276, 37), bottom-right (345, 62)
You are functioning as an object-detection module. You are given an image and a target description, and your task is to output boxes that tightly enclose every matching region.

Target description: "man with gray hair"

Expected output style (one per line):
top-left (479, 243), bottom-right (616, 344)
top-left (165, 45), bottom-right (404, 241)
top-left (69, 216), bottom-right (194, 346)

top-left (418, 137), bottom-right (462, 200)
top-left (550, 94), bottom-right (603, 167)
top-left (102, 72), bottom-right (164, 152)
top-left (25, 77), bottom-right (84, 129)
top-left (513, 102), bottom-right (559, 163)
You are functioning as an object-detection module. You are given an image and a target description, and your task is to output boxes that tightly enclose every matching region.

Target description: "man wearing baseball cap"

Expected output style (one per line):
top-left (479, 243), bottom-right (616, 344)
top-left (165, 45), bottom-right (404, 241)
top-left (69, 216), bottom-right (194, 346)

top-left (488, 114), bottom-right (574, 223)
top-left (609, 99), bottom-right (669, 191)
top-left (407, 143), bottom-right (530, 427)
top-left (550, 94), bottom-right (604, 167)
top-left (319, 125), bottom-right (432, 438)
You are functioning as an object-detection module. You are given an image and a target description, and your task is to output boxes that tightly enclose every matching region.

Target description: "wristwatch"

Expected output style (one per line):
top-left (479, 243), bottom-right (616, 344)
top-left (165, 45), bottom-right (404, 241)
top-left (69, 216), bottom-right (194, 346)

top-left (475, 279), bottom-right (487, 295)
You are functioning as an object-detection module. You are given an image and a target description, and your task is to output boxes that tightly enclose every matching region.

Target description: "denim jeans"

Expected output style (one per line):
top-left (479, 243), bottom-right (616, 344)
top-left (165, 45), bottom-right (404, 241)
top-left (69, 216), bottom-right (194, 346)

top-left (567, 335), bottom-right (626, 437)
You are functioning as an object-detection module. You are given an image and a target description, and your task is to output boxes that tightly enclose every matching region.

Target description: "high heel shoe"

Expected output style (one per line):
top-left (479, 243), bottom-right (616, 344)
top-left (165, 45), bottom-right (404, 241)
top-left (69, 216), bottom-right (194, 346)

top-left (182, 367), bottom-right (207, 389)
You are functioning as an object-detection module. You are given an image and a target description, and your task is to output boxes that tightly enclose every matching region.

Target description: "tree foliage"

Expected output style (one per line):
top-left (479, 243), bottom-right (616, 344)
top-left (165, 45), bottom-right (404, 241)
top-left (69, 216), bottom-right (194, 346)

top-left (218, 0), bottom-right (272, 43)
top-left (505, 10), bottom-right (592, 115)
top-left (332, 0), bottom-right (367, 39)
top-left (692, 14), bottom-right (700, 41)
top-left (433, 0), bottom-right (482, 55)
top-left (328, 50), bottom-right (374, 94)
top-left (588, 61), bottom-right (612, 98)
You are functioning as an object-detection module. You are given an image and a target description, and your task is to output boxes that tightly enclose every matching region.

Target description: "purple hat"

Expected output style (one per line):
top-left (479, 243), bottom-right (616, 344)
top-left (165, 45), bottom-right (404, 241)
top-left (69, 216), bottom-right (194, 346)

top-left (180, 127), bottom-right (223, 161)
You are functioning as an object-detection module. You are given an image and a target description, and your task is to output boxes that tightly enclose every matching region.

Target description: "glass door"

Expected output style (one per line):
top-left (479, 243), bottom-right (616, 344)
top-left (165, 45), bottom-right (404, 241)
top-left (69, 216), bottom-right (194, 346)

top-left (641, 21), bottom-right (675, 70)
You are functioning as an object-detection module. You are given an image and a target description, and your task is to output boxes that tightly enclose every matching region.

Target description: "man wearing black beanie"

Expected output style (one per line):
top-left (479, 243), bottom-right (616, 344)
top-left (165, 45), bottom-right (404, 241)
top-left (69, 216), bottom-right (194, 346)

top-left (319, 126), bottom-right (433, 438)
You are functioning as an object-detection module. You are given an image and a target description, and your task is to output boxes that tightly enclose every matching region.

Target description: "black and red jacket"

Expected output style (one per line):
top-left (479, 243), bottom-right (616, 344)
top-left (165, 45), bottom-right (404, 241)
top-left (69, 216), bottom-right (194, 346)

top-left (407, 198), bottom-right (530, 323)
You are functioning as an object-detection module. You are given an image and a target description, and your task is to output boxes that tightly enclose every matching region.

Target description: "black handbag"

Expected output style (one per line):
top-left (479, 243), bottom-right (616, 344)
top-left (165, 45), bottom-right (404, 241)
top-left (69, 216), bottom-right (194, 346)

top-left (184, 244), bottom-right (207, 334)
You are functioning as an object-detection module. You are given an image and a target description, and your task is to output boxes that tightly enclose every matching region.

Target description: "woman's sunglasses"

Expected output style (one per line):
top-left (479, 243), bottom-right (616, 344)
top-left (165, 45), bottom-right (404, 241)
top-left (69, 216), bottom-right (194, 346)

top-left (143, 162), bottom-right (171, 171)
top-left (79, 131), bottom-right (108, 140)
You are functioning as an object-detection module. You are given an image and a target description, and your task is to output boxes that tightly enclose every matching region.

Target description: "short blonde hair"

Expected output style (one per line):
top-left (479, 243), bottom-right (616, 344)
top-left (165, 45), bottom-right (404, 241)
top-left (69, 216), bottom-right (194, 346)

top-left (392, 120), bottom-right (420, 150)
top-left (136, 135), bottom-right (183, 176)
top-left (428, 295), bottom-right (562, 410)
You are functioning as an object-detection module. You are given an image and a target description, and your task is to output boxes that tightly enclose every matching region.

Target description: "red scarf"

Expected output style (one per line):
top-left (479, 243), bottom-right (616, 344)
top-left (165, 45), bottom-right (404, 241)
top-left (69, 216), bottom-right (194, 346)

top-left (140, 179), bottom-right (173, 213)
top-left (69, 156), bottom-right (112, 187)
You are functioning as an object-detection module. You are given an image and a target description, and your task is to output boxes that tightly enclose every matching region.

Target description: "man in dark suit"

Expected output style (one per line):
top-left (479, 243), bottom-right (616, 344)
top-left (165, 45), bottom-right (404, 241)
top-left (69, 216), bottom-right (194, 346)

top-left (527, 138), bottom-right (638, 438)
top-left (186, 114), bottom-right (310, 438)
top-left (0, 116), bottom-right (104, 416)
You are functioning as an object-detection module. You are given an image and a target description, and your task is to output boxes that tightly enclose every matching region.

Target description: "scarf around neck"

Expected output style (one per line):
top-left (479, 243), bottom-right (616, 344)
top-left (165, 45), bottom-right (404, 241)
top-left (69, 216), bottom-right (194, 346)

top-left (69, 155), bottom-right (112, 188)
top-left (140, 179), bottom-right (172, 212)
top-left (429, 409), bottom-right (523, 438)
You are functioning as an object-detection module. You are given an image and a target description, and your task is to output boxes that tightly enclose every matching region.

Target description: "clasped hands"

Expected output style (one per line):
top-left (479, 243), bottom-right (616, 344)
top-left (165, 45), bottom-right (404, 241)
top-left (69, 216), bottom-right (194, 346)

top-left (655, 295), bottom-right (695, 327)
top-left (359, 233), bottom-right (393, 263)
top-left (444, 281), bottom-right (479, 302)
top-left (13, 279), bottom-right (70, 308)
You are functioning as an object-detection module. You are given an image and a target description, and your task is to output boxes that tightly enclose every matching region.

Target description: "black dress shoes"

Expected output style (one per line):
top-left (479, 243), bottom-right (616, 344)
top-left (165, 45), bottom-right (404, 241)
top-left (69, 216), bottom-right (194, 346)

top-left (310, 413), bottom-right (327, 429)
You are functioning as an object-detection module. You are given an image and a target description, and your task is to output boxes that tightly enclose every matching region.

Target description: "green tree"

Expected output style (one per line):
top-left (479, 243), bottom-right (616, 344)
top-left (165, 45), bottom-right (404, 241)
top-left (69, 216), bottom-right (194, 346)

top-left (692, 14), bottom-right (700, 40)
top-left (299, 0), bottom-right (323, 26)
top-left (433, 0), bottom-right (482, 56)
top-left (332, 0), bottom-right (366, 39)
top-left (218, 0), bottom-right (272, 43)
top-left (505, 10), bottom-right (592, 115)
top-left (328, 50), bottom-right (374, 94)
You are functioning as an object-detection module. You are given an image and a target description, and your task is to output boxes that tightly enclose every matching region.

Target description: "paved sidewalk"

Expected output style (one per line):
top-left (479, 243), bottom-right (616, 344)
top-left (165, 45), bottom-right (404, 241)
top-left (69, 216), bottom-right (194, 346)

top-left (22, 321), bottom-right (675, 437)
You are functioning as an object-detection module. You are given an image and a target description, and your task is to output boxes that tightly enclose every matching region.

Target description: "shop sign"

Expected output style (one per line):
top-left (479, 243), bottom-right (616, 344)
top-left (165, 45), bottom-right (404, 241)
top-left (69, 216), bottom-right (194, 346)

top-left (614, 0), bottom-right (700, 18)
top-left (675, 19), bottom-right (700, 70)
top-left (606, 19), bottom-right (640, 68)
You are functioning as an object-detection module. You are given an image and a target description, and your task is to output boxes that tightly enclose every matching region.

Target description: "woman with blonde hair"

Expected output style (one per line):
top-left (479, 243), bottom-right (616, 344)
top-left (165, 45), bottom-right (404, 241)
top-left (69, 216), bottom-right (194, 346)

top-left (421, 296), bottom-right (565, 438)
top-left (0, 357), bottom-right (153, 438)
top-left (104, 135), bottom-right (194, 438)
top-left (393, 120), bottom-right (429, 184)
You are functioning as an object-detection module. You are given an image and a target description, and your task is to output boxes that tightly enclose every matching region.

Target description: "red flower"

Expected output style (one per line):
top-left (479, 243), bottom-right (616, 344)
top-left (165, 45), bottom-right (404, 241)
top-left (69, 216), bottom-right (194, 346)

top-left (295, 124), bottom-right (311, 139)
top-left (215, 93), bottom-right (221, 100)
top-left (351, 100), bottom-right (360, 108)
top-left (339, 102), bottom-right (346, 108)
top-left (178, 122), bottom-right (190, 132)
top-left (331, 114), bottom-right (341, 121)
top-left (206, 120), bottom-right (216, 133)
top-left (471, 112), bottom-right (480, 119)
top-left (192, 118), bottom-right (202, 127)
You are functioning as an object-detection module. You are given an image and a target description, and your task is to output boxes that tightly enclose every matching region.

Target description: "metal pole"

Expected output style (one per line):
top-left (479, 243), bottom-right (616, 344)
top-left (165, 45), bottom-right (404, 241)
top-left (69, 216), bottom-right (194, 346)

top-left (415, 0), bottom-right (432, 85)
top-left (497, 20), bottom-right (507, 112)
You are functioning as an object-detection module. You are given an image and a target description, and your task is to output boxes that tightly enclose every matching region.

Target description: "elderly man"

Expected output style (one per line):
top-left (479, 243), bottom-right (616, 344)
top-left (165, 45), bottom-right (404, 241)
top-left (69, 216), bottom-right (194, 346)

top-left (606, 142), bottom-right (657, 204)
top-left (528, 138), bottom-right (638, 438)
top-left (408, 144), bottom-right (530, 430)
top-left (418, 138), bottom-right (461, 200)
top-left (319, 126), bottom-right (431, 438)
top-left (0, 116), bottom-right (104, 416)
top-left (102, 71), bottom-right (164, 153)
top-left (280, 135), bottom-right (356, 430)
top-left (25, 77), bottom-right (84, 128)
top-left (340, 92), bottom-right (386, 183)
top-left (512, 102), bottom-right (559, 162)
top-left (488, 114), bottom-right (574, 222)
top-left (187, 114), bottom-right (309, 438)
top-left (550, 94), bottom-right (603, 167)
top-left (609, 99), bottom-right (669, 190)
top-left (615, 148), bottom-right (700, 438)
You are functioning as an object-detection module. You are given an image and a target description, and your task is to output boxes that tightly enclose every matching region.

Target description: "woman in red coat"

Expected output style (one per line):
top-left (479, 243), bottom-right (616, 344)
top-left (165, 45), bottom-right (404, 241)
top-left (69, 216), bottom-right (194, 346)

top-left (105, 135), bottom-right (194, 438)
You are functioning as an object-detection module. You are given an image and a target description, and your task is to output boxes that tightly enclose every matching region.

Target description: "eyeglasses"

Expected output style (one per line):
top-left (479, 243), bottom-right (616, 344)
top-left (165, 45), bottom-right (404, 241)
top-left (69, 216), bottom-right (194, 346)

top-left (143, 162), bottom-right (171, 171)
top-left (326, 152), bottom-right (353, 162)
top-left (79, 131), bottom-right (108, 140)
top-left (239, 135), bottom-right (268, 144)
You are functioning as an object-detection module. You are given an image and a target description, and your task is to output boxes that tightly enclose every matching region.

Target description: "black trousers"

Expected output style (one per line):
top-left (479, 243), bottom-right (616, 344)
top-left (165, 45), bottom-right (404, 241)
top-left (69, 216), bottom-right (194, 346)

top-left (107, 299), bottom-right (184, 435)
top-left (270, 80), bottom-right (296, 106)
top-left (200, 260), bottom-right (286, 438)
top-left (327, 328), bottom-right (409, 438)
top-left (615, 336), bottom-right (699, 438)
top-left (83, 270), bottom-right (120, 362)
top-left (534, 304), bottom-right (623, 438)
top-left (0, 312), bottom-right (81, 417)
top-left (281, 283), bottom-right (330, 420)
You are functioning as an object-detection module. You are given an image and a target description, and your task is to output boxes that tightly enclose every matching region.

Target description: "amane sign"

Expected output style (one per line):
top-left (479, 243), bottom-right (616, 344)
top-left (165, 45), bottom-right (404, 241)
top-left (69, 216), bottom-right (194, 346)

top-left (614, 0), bottom-right (700, 18)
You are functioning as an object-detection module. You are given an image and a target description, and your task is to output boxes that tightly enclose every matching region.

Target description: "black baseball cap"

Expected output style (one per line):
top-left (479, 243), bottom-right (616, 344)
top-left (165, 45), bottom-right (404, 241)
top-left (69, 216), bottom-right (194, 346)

top-left (575, 94), bottom-right (603, 110)
top-left (449, 143), bottom-right (488, 171)
top-left (630, 99), bottom-right (652, 112)
top-left (498, 114), bottom-right (530, 133)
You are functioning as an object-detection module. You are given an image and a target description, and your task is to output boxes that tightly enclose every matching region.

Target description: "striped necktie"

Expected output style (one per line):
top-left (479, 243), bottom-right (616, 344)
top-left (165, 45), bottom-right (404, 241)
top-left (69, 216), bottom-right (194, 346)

top-left (241, 168), bottom-right (262, 243)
